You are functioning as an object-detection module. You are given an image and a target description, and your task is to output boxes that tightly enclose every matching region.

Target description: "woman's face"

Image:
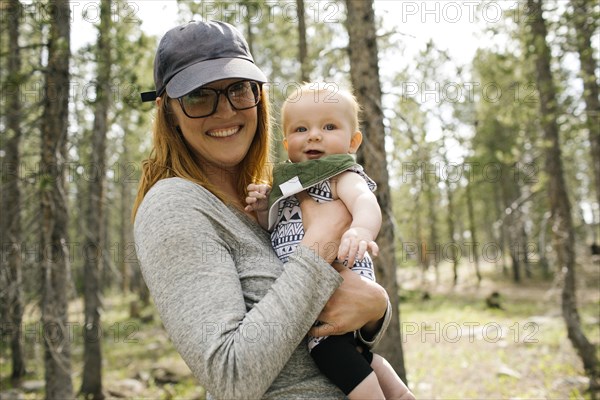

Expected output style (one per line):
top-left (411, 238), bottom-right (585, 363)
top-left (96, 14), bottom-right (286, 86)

top-left (169, 79), bottom-right (259, 174)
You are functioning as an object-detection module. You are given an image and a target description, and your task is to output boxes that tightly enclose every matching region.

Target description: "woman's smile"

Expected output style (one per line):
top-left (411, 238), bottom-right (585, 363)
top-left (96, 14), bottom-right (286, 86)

top-left (206, 125), bottom-right (241, 138)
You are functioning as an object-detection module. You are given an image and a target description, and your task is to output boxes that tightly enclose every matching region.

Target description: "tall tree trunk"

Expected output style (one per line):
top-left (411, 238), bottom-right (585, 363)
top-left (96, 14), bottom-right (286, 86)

top-left (4, 0), bottom-right (27, 382)
top-left (571, 0), bottom-right (600, 227)
top-left (120, 158), bottom-right (131, 295)
top-left (296, 0), bottom-right (309, 82)
top-left (508, 222), bottom-right (521, 283)
top-left (526, 0), bottom-right (599, 390)
top-left (414, 191), bottom-right (429, 284)
top-left (245, 25), bottom-right (253, 56)
top-left (445, 183), bottom-right (458, 286)
top-left (241, 1), bottom-right (254, 56)
top-left (425, 173), bottom-right (440, 282)
top-left (81, 0), bottom-right (111, 398)
top-left (40, 0), bottom-right (73, 397)
top-left (538, 211), bottom-right (552, 278)
top-left (465, 177), bottom-right (482, 284)
top-left (344, 0), bottom-right (408, 384)
top-left (521, 226), bottom-right (533, 279)
top-left (501, 177), bottom-right (521, 282)
top-left (492, 182), bottom-right (509, 275)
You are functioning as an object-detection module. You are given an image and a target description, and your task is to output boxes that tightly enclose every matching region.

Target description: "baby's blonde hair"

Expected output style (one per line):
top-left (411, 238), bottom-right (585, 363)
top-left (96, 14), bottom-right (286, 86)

top-left (281, 82), bottom-right (361, 134)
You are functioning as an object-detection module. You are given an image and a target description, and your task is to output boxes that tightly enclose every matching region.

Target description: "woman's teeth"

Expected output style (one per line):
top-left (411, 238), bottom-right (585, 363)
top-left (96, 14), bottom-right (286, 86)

top-left (207, 127), bottom-right (239, 137)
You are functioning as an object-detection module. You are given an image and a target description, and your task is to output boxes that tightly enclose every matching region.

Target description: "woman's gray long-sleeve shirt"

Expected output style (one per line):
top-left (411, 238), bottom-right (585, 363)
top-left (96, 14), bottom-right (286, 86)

top-left (134, 178), bottom-right (390, 399)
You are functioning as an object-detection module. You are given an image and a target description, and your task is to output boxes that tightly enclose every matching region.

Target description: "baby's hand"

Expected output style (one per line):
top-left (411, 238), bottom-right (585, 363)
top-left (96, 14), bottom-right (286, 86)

top-left (245, 184), bottom-right (271, 212)
top-left (338, 227), bottom-right (379, 267)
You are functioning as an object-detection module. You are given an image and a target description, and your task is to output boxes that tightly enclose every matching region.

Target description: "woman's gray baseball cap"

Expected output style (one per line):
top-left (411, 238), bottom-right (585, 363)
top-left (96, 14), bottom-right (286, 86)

top-left (141, 20), bottom-right (267, 102)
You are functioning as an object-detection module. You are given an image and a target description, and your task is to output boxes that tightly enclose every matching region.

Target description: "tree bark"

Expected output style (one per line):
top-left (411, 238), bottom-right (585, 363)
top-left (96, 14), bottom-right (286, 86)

top-left (414, 189), bottom-right (429, 283)
top-left (81, 0), bottom-right (111, 398)
top-left (3, 0), bottom-right (27, 382)
top-left (425, 172), bottom-right (440, 282)
top-left (465, 176), bottom-right (482, 284)
top-left (501, 176), bottom-right (521, 282)
top-left (571, 0), bottom-right (600, 224)
top-left (526, 0), bottom-right (599, 390)
top-left (444, 173), bottom-right (458, 286)
top-left (492, 182), bottom-right (509, 275)
top-left (296, 0), bottom-right (310, 82)
top-left (344, 0), bottom-right (408, 384)
top-left (120, 159), bottom-right (131, 294)
top-left (40, 0), bottom-right (73, 398)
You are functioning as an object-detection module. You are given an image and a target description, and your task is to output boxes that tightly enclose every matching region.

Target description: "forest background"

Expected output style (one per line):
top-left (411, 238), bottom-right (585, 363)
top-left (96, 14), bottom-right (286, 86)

top-left (0, 0), bottom-right (599, 399)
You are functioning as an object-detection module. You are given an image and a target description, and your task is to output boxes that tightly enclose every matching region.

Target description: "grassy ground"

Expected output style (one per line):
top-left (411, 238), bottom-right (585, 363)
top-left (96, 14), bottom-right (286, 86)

top-left (1, 259), bottom-right (598, 399)
top-left (399, 259), bottom-right (600, 399)
top-left (0, 295), bottom-right (203, 399)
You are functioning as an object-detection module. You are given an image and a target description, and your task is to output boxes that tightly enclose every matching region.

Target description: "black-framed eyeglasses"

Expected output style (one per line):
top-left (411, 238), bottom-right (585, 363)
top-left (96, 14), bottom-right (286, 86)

top-left (176, 80), bottom-right (262, 118)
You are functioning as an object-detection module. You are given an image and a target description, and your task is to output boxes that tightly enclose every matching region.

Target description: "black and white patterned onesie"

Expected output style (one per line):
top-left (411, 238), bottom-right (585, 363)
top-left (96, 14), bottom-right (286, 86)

top-left (270, 163), bottom-right (377, 351)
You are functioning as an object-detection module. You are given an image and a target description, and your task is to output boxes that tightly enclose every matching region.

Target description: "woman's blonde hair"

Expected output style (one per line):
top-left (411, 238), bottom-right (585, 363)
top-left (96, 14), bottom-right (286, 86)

top-left (132, 87), bottom-right (272, 220)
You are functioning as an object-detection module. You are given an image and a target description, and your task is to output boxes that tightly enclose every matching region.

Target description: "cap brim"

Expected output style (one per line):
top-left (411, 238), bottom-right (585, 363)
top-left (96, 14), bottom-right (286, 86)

top-left (165, 58), bottom-right (268, 98)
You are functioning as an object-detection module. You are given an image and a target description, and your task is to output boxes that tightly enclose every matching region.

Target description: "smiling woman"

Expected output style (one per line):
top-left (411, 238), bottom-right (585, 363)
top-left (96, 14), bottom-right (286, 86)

top-left (131, 20), bottom-right (393, 400)
top-left (165, 78), bottom-right (261, 180)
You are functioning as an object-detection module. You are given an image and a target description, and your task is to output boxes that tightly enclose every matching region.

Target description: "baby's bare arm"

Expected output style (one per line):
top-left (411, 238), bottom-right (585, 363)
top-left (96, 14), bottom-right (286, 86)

top-left (334, 172), bottom-right (382, 266)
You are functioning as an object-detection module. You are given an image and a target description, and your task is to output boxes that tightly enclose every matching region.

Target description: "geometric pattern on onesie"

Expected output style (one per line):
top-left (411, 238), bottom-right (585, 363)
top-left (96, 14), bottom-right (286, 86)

top-left (269, 165), bottom-right (378, 351)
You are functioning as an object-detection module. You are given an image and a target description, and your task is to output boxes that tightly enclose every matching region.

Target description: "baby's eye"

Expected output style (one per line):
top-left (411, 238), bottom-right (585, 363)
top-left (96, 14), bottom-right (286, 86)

top-left (295, 126), bottom-right (307, 132)
top-left (324, 123), bottom-right (336, 130)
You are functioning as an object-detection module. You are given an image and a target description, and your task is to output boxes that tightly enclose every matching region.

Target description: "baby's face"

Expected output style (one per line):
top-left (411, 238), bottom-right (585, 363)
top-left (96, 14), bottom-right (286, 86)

top-left (282, 91), bottom-right (361, 163)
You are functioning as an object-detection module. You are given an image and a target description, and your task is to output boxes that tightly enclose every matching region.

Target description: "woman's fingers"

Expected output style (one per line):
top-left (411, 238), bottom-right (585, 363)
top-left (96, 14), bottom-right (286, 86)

top-left (310, 267), bottom-right (388, 336)
top-left (309, 322), bottom-right (339, 337)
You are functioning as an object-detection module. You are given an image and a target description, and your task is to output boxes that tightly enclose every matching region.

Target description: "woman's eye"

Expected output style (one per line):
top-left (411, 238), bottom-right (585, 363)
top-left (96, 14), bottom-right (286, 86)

top-left (230, 82), bottom-right (251, 96)
top-left (186, 91), bottom-right (211, 103)
top-left (230, 84), bottom-right (243, 96)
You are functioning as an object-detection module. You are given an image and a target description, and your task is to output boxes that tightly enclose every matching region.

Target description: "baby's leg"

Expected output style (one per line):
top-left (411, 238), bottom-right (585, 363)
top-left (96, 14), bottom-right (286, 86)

top-left (311, 333), bottom-right (385, 399)
top-left (371, 353), bottom-right (416, 400)
top-left (347, 371), bottom-right (384, 400)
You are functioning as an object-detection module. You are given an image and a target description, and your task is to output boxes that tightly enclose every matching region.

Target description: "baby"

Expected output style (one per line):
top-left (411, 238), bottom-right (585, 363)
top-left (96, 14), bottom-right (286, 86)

top-left (246, 82), bottom-right (414, 399)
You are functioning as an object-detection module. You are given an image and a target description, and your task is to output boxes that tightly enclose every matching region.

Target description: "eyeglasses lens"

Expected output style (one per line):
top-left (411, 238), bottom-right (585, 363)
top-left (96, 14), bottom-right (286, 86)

top-left (181, 81), bottom-right (260, 118)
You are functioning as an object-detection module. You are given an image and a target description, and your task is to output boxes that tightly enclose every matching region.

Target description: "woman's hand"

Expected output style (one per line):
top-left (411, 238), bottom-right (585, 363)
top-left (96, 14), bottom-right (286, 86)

top-left (309, 263), bottom-right (388, 338)
top-left (297, 191), bottom-right (351, 264)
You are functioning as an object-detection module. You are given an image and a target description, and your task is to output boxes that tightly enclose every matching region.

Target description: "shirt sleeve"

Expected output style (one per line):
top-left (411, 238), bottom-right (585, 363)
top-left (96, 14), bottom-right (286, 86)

top-left (134, 180), bottom-right (343, 399)
top-left (356, 299), bottom-right (392, 348)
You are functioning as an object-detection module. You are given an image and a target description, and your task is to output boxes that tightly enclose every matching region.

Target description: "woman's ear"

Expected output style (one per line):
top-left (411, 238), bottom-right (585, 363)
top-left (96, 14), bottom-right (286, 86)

top-left (349, 131), bottom-right (363, 153)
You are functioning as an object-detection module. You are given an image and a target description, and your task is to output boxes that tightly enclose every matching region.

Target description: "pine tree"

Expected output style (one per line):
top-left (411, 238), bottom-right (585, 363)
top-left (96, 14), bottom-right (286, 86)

top-left (526, 0), bottom-right (599, 390)
top-left (345, 0), bottom-right (408, 383)
top-left (40, 0), bottom-right (74, 397)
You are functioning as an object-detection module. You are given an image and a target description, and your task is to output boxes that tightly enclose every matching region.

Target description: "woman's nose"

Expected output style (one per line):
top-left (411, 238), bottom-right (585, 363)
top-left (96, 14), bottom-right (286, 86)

top-left (213, 92), bottom-right (235, 117)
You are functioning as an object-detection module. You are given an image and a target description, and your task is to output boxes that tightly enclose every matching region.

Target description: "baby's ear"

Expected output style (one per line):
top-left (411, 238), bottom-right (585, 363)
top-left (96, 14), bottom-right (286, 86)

top-left (283, 138), bottom-right (289, 151)
top-left (349, 131), bottom-right (363, 153)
